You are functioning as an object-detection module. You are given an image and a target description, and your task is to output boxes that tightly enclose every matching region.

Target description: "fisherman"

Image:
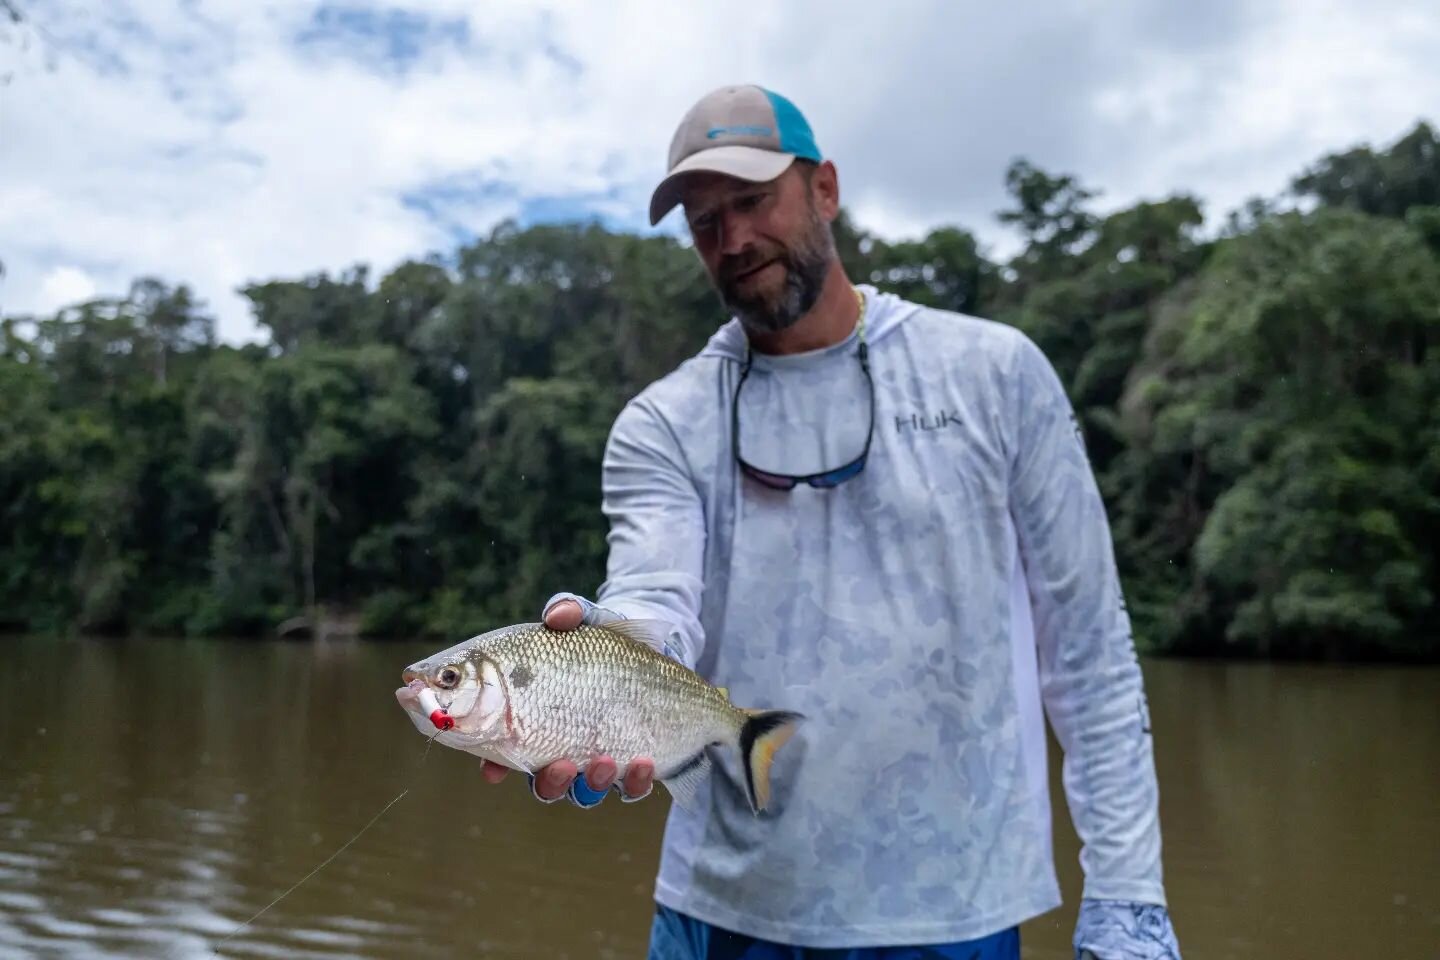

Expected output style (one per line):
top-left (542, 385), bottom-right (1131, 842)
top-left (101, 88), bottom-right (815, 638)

top-left (481, 84), bottom-right (1183, 960)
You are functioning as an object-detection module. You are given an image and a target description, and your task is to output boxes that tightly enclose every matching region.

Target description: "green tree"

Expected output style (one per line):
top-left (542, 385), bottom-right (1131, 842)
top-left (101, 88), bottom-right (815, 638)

top-left (3, 122), bottom-right (1436, 661)
top-left (1112, 207), bottom-right (1440, 658)
top-left (1292, 121), bottom-right (1440, 219)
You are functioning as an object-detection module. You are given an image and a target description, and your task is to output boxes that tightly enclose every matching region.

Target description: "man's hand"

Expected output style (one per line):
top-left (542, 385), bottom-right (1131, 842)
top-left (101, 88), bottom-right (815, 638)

top-left (485, 751), bottom-right (656, 801)
top-left (478, 596), bottom-right (656, 804)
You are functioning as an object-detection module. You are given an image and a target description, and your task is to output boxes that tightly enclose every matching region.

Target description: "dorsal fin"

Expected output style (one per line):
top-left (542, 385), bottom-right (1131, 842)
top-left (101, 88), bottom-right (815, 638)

top-left (601, 618), bottom-right (673, 655)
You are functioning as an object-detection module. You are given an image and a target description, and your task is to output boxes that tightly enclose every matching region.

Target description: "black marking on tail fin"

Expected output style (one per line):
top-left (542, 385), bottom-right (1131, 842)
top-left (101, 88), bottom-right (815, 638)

top-left (739, 709), bottom-right (804, 813)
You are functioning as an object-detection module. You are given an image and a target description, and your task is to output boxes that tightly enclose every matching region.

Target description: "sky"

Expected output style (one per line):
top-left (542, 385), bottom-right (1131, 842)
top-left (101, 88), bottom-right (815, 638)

top-left (1, 0), bottom-right (1437, 344)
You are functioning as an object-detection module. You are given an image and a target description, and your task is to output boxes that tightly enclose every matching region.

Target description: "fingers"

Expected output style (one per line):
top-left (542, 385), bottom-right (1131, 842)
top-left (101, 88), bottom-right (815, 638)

top-left (485, 753), bottom-right (655, 806)
top-left (544, 599), bottom-right (584, 632)
top-left (622, 757), bottom-right (655, 800)
top-left (534, 759), bottom-right (577, 801)
top-left (585, 755), bottom-right (618, 792)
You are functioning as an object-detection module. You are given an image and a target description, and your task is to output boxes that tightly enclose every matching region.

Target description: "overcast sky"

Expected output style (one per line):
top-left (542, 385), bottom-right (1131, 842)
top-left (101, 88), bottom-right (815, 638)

top-left (1, 0), bottom-right (1437, 343)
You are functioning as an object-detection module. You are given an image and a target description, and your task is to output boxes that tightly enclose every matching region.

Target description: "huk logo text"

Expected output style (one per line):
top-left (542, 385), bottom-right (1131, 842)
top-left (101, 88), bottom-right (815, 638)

top-left (895, 411), bottom-right (962, 433)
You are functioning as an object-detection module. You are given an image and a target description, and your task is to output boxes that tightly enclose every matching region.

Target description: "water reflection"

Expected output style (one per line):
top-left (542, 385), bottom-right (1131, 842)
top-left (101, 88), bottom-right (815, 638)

top-left (0, 637), bottom-right (1435, 958)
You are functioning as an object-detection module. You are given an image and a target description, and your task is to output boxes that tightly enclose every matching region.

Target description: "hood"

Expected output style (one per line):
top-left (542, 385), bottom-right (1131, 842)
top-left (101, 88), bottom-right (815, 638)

top-left (696, 283), bottom-right (923, 362)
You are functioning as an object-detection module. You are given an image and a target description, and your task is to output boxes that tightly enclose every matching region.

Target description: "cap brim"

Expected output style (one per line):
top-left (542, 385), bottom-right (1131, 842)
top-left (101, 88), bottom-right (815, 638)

top-left (648, 146), bottom-right (797, 226)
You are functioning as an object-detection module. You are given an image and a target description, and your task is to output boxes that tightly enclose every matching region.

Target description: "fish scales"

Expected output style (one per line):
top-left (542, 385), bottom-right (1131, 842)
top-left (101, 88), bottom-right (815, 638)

top-left (395, 619), bottom-right (805, 814)
top-left (492, 624), bottom-right (735, 773)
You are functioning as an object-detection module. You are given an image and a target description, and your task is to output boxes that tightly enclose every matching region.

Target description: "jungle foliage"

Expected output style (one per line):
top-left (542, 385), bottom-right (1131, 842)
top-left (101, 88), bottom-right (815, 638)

top-left (3, 122), bottom-right (1437, 660)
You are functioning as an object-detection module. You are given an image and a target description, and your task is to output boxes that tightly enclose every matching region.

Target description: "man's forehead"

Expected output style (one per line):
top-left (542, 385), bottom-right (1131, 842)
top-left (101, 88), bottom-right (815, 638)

top-left (676, 171), bottom-right (780, 211)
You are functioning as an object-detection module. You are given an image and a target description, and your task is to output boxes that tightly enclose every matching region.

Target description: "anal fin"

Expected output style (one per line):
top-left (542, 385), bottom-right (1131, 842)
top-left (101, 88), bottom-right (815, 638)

top-left (660, 751), bottom-right (712, 813)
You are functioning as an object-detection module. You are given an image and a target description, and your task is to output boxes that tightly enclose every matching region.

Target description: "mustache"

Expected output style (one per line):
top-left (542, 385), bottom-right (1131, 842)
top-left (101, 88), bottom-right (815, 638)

top-left (719, 247), bottom-right (788, 284)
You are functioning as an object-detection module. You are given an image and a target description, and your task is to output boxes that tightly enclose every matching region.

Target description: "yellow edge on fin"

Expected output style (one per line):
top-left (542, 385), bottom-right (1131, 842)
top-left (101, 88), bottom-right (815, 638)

top-left (754, 728), bottom-right (800, 811)
top-left (748, 719), bottom-right (800, 812)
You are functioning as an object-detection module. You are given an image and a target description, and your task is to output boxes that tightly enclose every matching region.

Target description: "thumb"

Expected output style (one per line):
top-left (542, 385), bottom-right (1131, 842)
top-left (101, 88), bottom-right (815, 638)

top-left (544, 598), bottom-right (584, 631)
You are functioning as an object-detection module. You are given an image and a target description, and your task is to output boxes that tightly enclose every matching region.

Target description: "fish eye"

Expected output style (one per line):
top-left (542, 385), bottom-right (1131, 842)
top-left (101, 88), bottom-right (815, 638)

top-left (436, 667), bottom-right (461, 689)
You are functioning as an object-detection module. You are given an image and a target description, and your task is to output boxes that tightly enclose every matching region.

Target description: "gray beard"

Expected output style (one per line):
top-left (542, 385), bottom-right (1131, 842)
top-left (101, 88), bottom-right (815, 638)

top-left (730, 256), bottom-right (828, 334)
top-left (720, 211), bottom-right (836, 335)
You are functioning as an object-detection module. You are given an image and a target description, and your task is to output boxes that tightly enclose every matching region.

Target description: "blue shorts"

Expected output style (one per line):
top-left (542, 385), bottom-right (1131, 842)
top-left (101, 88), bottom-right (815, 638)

top-left (647, 904), bottom-right (1020, 960)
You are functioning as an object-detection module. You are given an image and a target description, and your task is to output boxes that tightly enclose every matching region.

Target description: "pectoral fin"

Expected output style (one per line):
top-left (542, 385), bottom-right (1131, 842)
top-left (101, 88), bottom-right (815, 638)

top-left (470, 741), bottom-right (532, 774)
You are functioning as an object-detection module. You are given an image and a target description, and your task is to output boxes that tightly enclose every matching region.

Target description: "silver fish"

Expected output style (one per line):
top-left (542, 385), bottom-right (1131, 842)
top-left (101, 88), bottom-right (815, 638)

top-left (394, 620), bottom-right (804, 814)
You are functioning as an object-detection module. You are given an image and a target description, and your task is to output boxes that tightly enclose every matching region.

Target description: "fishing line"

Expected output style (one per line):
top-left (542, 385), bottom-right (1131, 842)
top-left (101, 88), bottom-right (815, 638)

top-left (214, 719), bottom-right (451, 950)
top-left (214, 786), bottom-right (409, 950)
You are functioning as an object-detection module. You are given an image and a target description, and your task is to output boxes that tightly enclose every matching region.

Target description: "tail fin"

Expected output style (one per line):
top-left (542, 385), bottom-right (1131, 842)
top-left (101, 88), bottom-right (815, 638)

top-left (738, 709), bottom-right (804, 814)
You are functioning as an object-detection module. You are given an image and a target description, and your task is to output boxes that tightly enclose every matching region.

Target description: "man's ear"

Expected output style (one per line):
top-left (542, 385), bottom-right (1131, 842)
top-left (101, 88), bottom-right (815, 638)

top-left (807, 160), bottom-right (841, 221)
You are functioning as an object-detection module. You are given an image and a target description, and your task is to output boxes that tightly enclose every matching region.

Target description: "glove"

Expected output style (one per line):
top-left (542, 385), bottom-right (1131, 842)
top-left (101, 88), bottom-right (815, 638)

top-left (524, 592), bottom-right (658, 809)
top-left (1074, 899), bottom-right (1182, 959)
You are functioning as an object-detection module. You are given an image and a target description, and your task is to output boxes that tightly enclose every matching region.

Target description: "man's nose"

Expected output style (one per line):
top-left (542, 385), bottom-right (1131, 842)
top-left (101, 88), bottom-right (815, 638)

top-left (717, 210), bottom-right (756, 255)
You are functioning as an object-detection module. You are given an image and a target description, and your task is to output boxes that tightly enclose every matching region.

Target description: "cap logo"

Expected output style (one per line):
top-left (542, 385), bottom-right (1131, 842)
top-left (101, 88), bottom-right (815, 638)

top-left (706, 123), bottom-right (774, 139)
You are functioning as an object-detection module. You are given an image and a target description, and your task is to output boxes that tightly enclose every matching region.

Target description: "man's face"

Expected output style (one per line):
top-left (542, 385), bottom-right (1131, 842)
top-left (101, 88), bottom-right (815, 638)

top-left (678, 162), bottom-right (838, 334)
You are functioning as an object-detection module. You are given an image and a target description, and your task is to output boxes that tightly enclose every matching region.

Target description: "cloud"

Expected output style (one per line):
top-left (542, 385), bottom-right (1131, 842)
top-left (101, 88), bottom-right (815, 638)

top-left (291, 4), bottom-right (476, 77)
top-left (0, 0), bottom-right (1436, 343)
top-left (36, 266), bottom-right (97, 313)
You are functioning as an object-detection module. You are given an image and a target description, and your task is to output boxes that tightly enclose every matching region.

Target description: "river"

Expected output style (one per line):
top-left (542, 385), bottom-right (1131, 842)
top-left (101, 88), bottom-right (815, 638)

top-left (0, 636), bottom-right (1436, 959)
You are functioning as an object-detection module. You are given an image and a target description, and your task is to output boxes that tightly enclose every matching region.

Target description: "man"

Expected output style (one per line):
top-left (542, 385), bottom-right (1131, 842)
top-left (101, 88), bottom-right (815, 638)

top-left (480, 84), bottom-right (1183, 960)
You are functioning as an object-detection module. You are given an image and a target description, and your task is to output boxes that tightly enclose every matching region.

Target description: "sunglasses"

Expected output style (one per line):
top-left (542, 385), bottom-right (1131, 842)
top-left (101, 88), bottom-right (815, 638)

top-left (731, 306), bottom-right (874, 491)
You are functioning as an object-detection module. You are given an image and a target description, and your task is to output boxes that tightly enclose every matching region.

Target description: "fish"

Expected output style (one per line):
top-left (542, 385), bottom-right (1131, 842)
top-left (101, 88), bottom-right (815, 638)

top-left (393, 620), bottom-right (804, 814)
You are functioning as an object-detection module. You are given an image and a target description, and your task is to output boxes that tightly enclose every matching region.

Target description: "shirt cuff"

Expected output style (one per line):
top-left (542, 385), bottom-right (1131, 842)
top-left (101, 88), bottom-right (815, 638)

top-left (1074, 899), bottom-right (1182, 960)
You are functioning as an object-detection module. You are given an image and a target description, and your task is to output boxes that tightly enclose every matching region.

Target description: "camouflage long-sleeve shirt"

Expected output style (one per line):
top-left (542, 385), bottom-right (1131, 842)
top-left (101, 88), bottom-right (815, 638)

top-left (582, 286), bottom-right (1174, 950)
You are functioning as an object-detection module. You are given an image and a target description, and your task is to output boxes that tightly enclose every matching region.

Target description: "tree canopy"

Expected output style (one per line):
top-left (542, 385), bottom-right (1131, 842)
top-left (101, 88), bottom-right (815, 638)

top-left (3, 120), bottom-right (1437, 661)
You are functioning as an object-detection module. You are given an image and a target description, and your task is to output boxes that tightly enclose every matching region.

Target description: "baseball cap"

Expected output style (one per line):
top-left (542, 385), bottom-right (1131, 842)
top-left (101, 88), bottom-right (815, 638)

top-left (648, 84), bottom-right (822, 226)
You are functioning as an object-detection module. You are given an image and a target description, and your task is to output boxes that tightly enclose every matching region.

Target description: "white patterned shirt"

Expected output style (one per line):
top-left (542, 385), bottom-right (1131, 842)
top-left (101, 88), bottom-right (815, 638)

top-left (576, 286), bottom-right (1171, 950)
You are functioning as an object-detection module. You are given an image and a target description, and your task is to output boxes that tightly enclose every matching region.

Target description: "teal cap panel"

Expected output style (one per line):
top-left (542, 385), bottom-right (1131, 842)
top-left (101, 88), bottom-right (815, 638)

top-left (761, 88), bottom-right (821, 162)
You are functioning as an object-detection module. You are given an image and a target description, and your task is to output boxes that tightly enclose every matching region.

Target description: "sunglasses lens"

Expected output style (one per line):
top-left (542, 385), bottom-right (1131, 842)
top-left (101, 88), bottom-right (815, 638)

top-left (808, 457), bottom-right (866, 488)
top-left (742, 464), bottom-right (798, 490)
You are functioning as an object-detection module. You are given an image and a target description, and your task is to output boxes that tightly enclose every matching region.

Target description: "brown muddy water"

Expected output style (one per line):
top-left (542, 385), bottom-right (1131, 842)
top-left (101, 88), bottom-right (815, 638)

top-left (0, 636), bottom-right (1436, 959)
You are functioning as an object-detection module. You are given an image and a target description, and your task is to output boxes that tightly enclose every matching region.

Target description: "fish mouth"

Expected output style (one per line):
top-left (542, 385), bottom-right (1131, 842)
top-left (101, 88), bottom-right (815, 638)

top-left (395, 678), bottom-right (460, 733)
top-left (395, 677), bottom-right (426, 709)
